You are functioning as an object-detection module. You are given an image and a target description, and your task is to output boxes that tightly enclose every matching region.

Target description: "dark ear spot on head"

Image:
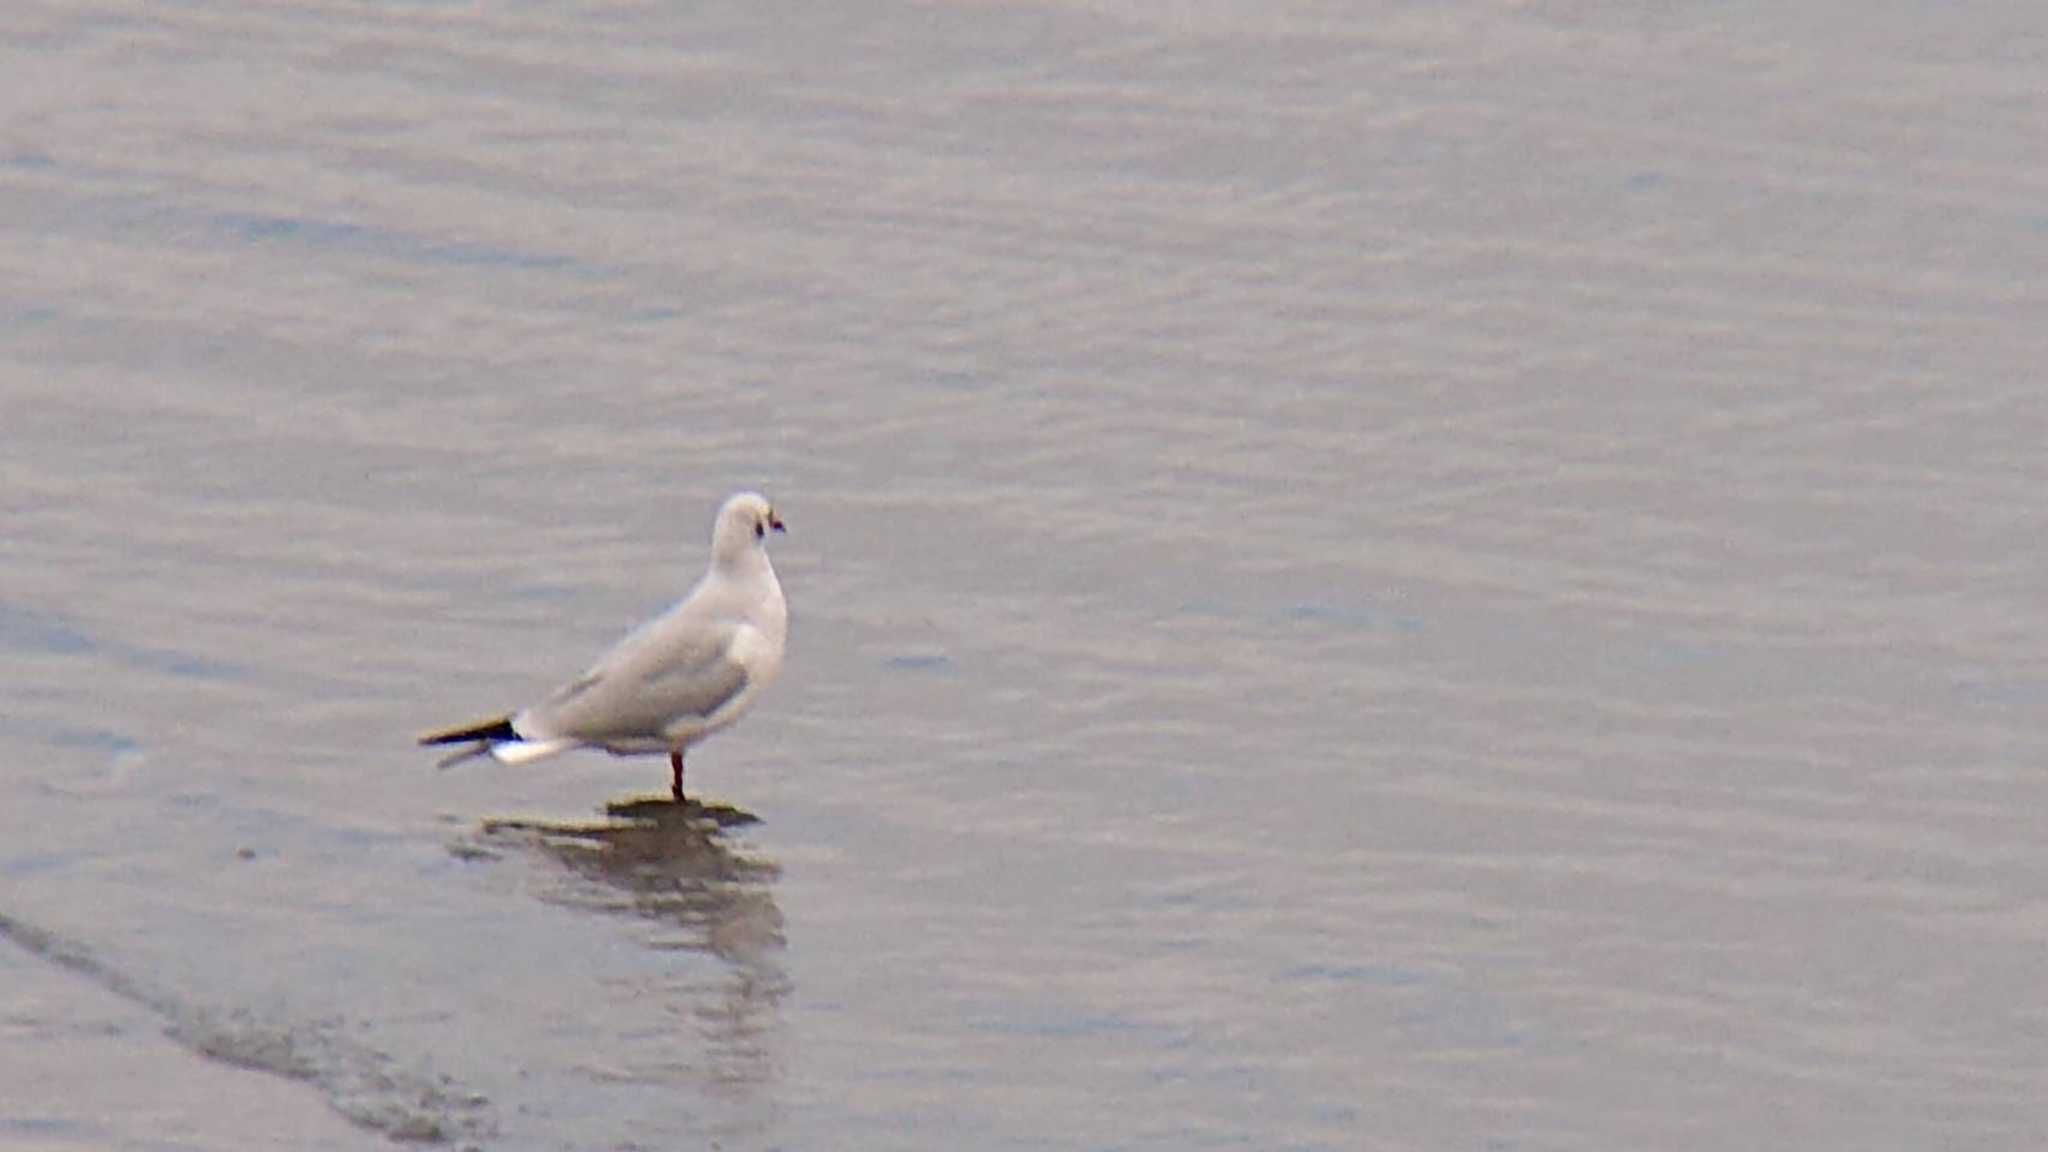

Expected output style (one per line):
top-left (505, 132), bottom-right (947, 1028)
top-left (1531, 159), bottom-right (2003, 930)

top-left (754, 521), bottom-right (766, 540)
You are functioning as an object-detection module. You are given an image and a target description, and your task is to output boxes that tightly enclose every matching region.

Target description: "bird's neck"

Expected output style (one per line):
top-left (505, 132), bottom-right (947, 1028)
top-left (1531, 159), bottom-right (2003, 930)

top-left (712, 547), bottom-right (773, 585)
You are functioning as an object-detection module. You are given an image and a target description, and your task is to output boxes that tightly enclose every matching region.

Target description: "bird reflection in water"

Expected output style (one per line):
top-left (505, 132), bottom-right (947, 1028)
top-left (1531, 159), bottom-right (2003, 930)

top-left (464, 797), bottom-right (787, 1112)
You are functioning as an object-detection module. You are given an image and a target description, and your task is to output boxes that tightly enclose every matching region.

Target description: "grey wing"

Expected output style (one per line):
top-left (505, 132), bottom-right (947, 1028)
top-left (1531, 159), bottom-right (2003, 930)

top-left (522, 610), bottom-right (750, 743)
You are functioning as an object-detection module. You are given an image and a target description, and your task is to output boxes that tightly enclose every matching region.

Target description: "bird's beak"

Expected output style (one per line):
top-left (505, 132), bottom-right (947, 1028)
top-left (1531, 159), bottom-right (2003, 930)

top-left (769, 514), bottom-right (786, 534)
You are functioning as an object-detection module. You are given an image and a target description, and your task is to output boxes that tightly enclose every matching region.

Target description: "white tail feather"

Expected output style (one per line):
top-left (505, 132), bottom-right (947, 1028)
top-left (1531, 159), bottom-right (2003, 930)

top-left (488, 739), bottom-right (579, 766)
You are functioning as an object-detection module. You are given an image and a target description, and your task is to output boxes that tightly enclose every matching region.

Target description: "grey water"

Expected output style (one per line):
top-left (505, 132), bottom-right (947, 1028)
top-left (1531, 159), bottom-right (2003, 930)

top-left (4, 1), bottom-right (2046, 1148)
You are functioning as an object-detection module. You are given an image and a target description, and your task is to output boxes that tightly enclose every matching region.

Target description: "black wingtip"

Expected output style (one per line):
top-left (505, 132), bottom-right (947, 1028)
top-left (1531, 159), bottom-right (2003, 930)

top-left (418, 715), bottom-right (518, 746)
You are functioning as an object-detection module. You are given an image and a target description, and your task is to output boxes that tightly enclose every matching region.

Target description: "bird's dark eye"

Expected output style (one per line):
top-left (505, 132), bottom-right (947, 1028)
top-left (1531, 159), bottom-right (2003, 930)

top-left (754, 521), bottom-right (766, 540)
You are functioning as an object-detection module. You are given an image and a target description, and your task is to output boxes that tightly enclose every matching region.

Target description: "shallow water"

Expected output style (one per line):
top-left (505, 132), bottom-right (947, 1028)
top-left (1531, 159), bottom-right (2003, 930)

top-left (3, 1), bottom-right (2046, 1148)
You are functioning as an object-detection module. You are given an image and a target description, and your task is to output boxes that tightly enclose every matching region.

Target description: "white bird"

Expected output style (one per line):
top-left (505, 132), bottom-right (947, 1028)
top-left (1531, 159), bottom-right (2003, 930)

top-left (421, 491), bottom-right (788, 802)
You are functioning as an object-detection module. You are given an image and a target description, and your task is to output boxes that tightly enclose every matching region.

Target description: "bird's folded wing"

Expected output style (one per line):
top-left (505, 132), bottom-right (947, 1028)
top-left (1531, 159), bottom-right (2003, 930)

top-left (523, 611), bottom-right (750, 742)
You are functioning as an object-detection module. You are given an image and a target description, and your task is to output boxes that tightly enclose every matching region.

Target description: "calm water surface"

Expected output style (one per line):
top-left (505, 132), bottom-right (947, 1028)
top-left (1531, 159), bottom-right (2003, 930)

top-left (3, 2), bottom-right (2045, 1149)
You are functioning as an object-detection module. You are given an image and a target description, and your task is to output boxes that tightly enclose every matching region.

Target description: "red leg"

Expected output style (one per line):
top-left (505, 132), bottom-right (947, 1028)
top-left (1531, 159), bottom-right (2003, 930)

top-left (670, 750), bottom-right (685, 802)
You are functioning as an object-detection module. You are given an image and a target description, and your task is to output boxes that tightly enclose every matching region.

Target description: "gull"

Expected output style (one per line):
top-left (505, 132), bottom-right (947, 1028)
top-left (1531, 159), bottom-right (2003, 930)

top-left (421, 491), bottom-right (788, 801)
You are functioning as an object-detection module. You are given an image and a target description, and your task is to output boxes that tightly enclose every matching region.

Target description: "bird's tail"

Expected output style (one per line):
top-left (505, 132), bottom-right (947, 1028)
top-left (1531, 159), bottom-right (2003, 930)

top-left (419, 715), bottom-right (579, 770)
top-left (419, 715), bottom-right (519, 746)
top-left (421, 714), bottom-right (517, 769)
top-left (488, 738), bottom-right (578, 766)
